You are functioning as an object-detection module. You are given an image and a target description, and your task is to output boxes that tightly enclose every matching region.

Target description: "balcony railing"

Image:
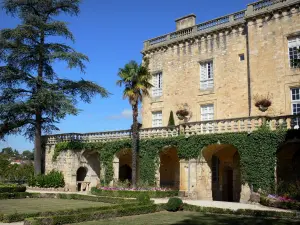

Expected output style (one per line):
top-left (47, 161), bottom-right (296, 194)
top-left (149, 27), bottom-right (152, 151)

top-left (143, 0), bottom-right (299, 50)
top-left (43, 115), bottom-right (300, 144)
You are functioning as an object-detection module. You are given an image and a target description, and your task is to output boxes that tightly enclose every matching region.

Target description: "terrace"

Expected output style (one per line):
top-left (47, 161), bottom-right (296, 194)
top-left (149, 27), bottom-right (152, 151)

top-left (44, 115), bottom-right (300, 144)
top-left (143, 0), bottom-right (298, 51)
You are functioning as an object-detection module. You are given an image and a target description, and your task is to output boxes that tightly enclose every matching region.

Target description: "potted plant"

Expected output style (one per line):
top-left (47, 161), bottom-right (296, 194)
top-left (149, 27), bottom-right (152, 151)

top-left (254, 93), bottom-right (272, 112)
top-left (176, 109), bottom-right (189, 120)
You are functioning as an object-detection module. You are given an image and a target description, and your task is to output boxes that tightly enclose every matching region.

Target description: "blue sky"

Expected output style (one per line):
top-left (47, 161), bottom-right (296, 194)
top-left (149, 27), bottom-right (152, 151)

top-left (0, 0), bottom-right (252, 151)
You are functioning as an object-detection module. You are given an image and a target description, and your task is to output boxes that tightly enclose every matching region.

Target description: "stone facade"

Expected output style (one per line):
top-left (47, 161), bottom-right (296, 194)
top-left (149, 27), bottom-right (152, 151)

top-left (43, 0), bottom-right (300, 203)
top-left (45, 145), bottom-right (100, 192)
top-left (142, 0), bottom-right (300, 127)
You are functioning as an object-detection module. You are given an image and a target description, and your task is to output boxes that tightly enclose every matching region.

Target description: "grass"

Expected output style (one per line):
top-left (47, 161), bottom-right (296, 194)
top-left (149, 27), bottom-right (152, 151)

top-left (73, 211), bottom-right (300, 225)
top-left (0, 198), bottom-right (111, 214)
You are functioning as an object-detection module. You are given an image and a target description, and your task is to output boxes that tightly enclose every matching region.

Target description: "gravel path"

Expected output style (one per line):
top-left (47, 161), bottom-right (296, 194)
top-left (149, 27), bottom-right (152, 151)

top-left (153, 198), bottom-right (291, 212)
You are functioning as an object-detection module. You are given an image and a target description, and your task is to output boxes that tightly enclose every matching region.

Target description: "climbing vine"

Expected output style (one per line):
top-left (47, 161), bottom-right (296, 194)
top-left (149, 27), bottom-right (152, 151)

top-left (54, 128), bottom-right (293, 192)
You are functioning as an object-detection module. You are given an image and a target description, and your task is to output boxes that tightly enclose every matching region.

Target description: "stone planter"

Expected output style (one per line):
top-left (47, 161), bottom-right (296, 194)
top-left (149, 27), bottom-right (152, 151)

top-left (258, 105), bottom-right (269, 112)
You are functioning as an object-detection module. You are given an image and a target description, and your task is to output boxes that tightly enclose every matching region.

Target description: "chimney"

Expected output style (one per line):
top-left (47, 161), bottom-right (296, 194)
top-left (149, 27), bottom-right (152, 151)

top-left (175, 14), bottom-right (196, 31)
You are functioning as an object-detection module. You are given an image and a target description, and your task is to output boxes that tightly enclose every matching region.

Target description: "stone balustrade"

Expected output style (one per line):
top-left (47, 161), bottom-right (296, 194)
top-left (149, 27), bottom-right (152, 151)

top-left (252, 0), bottom-right (288, 11)
top-left (43, 115), bottom-right (300, 144)
top-left (143, 0), bottom-right (299, 51)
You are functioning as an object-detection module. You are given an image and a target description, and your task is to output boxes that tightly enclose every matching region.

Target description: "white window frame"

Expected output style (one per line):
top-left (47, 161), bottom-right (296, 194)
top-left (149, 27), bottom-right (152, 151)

top-left (291, 88), bottom-right (300, 128)
top-left (200, 61), bottom-right (214, 90)
top-left (201, 104), bottom-right (214, 121)
top-left (288, 36), bottom-right (300, 68)
top-left (152, 111), bottom-right (162, 127)
top-left (152, 72), bottom-right (162, 97)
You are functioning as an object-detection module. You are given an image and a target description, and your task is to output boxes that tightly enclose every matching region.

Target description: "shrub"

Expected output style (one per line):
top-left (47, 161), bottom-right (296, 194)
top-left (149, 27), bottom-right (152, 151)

top-left (0, 183), bottom-right (26, 193)
top-left (2, 202), bottom-right (140, 223)
top-left (23, 204), bottom-right (161, 225)
top-left (166, 197), bottom-right (183, 212)
top-left (29, 170), bottom-right (65, 188)
top-left (183, 204), bottom-right (298, 219)
top-left (277, 181), bottom-right (300, 201)
top-left (0, 192), bottom-right (37, 200)
top-left (137, 193), bottom-right (151, 204)
top-left (91, 187), bottom-right (178, 198)
top-left (168, 111), bottom-right (175, 126)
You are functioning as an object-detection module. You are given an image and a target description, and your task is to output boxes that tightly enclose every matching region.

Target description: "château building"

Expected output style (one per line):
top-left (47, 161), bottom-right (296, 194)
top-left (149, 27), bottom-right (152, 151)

top-left (43, 0), bottom-right (300, 203)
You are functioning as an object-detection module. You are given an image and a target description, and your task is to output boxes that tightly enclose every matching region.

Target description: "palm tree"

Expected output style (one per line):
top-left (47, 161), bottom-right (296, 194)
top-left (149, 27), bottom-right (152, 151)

top-left (116, 58), bottom-right (152, 187)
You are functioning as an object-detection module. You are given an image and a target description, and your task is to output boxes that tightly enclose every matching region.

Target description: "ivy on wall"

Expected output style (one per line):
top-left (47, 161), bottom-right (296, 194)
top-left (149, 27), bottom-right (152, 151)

top-left (54, 128), bottom-right (291, 192)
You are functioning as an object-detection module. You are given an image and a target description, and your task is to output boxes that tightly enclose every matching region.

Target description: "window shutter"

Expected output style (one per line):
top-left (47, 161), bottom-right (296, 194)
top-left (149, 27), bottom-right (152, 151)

top-left (200, 63), bottom-right (207, 89)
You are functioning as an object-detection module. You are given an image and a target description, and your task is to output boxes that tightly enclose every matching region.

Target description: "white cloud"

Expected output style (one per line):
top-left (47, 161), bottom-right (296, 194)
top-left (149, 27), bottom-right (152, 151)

top-left (107, 109), bottom-right (132, 120)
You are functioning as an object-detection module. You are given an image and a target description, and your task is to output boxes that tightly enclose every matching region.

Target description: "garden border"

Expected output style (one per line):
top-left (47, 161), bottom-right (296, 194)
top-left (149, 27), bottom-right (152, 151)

top-left (0, 192), bottom-right (140, 222)
top-left (22, 203), bottom-right (300, 225)
top-left (260, 196), bottom-right (300, 211)
top-left (91, 187), bottom-right (178, 198)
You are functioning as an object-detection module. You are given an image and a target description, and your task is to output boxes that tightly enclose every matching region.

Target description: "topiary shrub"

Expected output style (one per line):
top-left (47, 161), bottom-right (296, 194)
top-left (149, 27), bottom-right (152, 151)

top-left (166, 197), bottom-right (183, 212)
top-left (136, 193), bottom-right (151, 204)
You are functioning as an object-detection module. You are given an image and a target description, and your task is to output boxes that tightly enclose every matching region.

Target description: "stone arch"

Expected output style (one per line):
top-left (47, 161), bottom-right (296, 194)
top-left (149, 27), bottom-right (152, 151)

top-left (277, 140), bottom-right (300, 195)
top-left (77, 166), bottom-right (88, 181)
top-left (159, 147), bottom-right (180, 189)
top-left (202, 144), bottom-right (241, 202)
top-left (76, 167), bottom-right (87, 191)
top-left (116, 149), bottom-right (132, 182)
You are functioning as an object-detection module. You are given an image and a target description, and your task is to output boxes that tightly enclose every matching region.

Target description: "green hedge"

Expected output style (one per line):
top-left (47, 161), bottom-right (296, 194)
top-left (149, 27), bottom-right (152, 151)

top-left (28, 170), bottom-right (65, 188)
top-left (182, 204), bottom-right (298, 219)
top-left (24, 204), bottom-right (161, 225)
top-left (91, 187), bottom-right (178, 198)
top-left (1, 202), bottom-right (140, 223)
top-left (260, 196), bottom-right (300, 211)
top-left (0, 192), bottom-right (138, 204)
top-left (0, 192), bottom-right (38, 200)
top-left (0, 184), bottom-right (26, 193)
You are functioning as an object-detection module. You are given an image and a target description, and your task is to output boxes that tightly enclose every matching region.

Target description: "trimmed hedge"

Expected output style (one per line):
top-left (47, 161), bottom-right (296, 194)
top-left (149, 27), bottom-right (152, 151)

top-left (0, 184), bottom-right (26, 193)
top-left (260, 196), bottom-right (300, 211)
top-left (28, 170), bottom-right (65, 188)
top-left (182, 204), bottom-right (298, 219)
top-left (0, 202), bottom-right (140, 223)
top-left (91, 187), bottom-right (178, 198)
top-left (166, 197), bottom-right (183, 212)
top-left (0, 192), bottom-right (38, 200)
top-left (24, 204), bottom-right (161, 225)
top-left (0, 192), bottom-right (137, 204)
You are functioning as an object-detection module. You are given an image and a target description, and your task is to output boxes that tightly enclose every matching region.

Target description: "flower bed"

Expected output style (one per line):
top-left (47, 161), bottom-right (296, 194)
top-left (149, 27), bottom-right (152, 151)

top-left (260, 195), bottom-right (300, 211)
top-left (91, 187), bottom-right (178, 198)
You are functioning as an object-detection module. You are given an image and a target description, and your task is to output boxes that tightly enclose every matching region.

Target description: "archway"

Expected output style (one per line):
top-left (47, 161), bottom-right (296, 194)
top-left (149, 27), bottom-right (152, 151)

top-left (76, 167), bottom-right (87, 191)
top-left (118, 149), bottom-right (132, 182)
top-left (203, 144), bottom-right (241, 202)
top-left (277, 141), bottom-right (300, 198)
top-left (160, 147), bottom-right (180, 189)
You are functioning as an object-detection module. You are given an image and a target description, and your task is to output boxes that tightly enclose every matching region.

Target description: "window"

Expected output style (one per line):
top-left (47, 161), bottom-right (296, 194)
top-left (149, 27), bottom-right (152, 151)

top-left (152, 72), bottom-right (162, 97)
top-left (201, 104), bottom-right (214, 121)
top-left (291, 88), bottom-right (300, 128)
top-left (239, 54), bottom-right (245, 61)
top-left (288, 36), bottom-right (300, 68)
top-left (200, 61), bottom-right (214, 90)
top-left (152, 111), bottom-right (162, 127)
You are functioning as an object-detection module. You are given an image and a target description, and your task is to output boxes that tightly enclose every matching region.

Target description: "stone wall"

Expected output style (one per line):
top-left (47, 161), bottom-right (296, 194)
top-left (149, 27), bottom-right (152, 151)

top-left (248, 8), bottom-right (300, 117)
top-left (45, 145), bottom-right (100, 192)
top-left (142, 4), bottom-right (300, 128)
top-left (142, 26), bottom-right (248, 128)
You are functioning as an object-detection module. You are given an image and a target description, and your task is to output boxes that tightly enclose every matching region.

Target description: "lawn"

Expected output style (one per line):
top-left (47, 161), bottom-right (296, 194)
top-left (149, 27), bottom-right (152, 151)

top-left (73, 211), bottom-right (300, 225)
top-left (0, 198), bottom-right (111, 214)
